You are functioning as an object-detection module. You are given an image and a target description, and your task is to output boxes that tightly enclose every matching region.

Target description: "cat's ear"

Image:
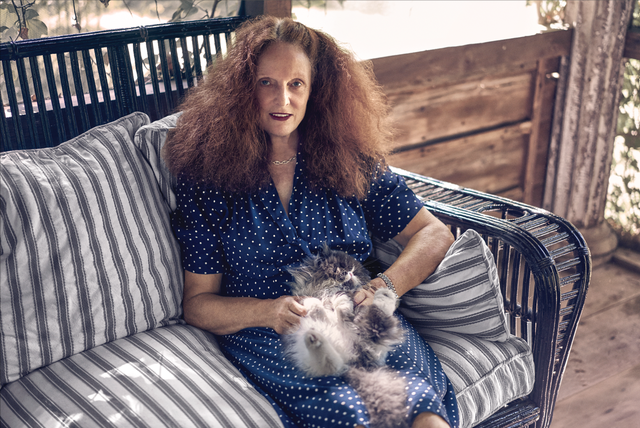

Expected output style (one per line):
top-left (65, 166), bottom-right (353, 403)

top-left (321, 242), bottom-right (332, 256)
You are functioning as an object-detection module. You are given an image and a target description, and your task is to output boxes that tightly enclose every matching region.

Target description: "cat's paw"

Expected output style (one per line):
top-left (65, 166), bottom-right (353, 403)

top-left (303, 330), bottom-right (347, 376)
top-left (305, 331), bottom-right (322, 349)
top-left (332, 294), bottom-right (354, 316)
top-left (304, 298), bottom-right (328, 321)
top-left (373, 288), bottom-right (398, 315)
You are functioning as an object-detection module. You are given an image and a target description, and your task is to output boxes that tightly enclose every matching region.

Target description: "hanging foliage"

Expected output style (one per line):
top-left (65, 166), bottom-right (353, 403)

top-left (0, 0), bottom-right (48, 40)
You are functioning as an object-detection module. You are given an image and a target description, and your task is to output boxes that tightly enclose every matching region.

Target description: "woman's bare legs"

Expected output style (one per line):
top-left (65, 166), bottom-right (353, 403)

top-left (411, 412), bottom-right (450, 427)
top-left (354, 412), bottom-right (450, 428)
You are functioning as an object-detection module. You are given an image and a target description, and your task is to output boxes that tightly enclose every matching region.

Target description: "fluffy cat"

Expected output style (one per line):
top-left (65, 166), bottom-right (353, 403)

top-left (283, 244), bottom-right (409, 428)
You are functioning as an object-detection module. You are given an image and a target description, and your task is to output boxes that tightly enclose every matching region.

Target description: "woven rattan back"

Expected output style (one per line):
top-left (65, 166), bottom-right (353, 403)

top-left (0, 16), bottom-right (249, 152)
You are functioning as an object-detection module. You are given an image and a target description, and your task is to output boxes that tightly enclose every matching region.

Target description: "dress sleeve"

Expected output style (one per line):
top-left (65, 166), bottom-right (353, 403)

top-left (171, 180), bottom-right (228, 274)
top-left (361, 168), bottom-right (424, 242)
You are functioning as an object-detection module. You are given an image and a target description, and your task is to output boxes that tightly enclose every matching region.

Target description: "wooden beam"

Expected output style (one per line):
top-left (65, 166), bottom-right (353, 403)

top-left (522, 56), bottom-right (561, 205)
top-left (371, 30), bottom-right (573, 91)
top-left (385, 70), bottom-right (535, 150)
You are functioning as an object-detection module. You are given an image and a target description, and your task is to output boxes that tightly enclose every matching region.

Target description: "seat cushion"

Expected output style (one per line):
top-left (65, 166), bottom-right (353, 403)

top-left (0, 324), bottom-right (283, 428)
top-left (0, 112), bottom-right (183, 386)
top-left (421, 330), bottom-right (534, 428)
top-left (372, 229), bottom-right (534, 427)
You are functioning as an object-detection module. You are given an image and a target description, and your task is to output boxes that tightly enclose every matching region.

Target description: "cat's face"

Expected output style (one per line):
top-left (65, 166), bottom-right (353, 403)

top-left (318, 257), bottom-right (357, 286)
top-left (288, 245), bottom-right (371, 297)
top-left (314, 248), bottom-right (366, 291)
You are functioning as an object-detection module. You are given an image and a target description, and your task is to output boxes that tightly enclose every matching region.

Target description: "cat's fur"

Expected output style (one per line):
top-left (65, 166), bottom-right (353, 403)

top-left (283, 244), bottom-right (409, 428)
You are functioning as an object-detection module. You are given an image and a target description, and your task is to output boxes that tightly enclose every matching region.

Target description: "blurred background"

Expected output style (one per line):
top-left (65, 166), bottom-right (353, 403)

top-left (1, 0), bottom-right (637, 248)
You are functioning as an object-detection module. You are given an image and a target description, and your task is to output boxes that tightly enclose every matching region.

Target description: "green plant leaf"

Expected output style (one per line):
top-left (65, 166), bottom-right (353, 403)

top-left (24, 8), bottom-right (38, 20)
top-left (623, 133), bottom-right (640, 150)
top-left (0, 3), bottom-right (16, 28)
top-left (0, 2), bottom-right (16, 14)
top-left (1, 25), bottom-right (18, 41)
top-left (26, 18), bottom-right (47, 39)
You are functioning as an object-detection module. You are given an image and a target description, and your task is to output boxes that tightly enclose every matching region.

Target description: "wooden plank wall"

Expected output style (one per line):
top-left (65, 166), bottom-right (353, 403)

top-left (371, 30), bottom-right (573, 206)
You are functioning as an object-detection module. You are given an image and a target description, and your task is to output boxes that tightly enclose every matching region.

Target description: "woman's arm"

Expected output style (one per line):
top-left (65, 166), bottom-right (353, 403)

top-left (183, 271), bottom-right (307, 335)
top-left (354, 207), bottom-right (454, 306)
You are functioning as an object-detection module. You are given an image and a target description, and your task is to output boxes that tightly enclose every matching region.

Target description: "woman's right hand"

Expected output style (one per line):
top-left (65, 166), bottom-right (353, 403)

top-left (269, 296), bottom-right (308, 334)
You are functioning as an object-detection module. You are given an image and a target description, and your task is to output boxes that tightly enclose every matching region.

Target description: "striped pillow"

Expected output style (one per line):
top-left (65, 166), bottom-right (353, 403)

top-left (421, 329), bottom-right (534, 428)
top-left (0, 112), bottom-right (184, 387)
top-left (133, 112), bottom-right (182, 211)
top-left (372, 229), bottom-right (510, 341)
top-left (0, 324), bottom-right (283, 428)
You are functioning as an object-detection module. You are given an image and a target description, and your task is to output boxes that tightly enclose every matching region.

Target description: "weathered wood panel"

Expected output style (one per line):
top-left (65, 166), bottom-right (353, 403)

top-left (387, 71), bottom-right (534, 150)
top-left (388, 122), bottom-right (531, 197)
top-left (524, 56), bottom-right (562, 204)
top-left (371, 30), bottom-right (573, 206)
top-left (372, 30), bottom-right (571, 91)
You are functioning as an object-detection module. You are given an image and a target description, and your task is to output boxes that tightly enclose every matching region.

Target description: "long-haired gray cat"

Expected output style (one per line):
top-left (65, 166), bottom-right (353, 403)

top-left (283, 244), bottom-right (409, 428)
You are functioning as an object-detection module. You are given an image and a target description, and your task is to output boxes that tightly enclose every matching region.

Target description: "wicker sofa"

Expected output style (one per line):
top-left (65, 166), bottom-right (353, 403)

top-left (1, 17), bottom-right (590, 428)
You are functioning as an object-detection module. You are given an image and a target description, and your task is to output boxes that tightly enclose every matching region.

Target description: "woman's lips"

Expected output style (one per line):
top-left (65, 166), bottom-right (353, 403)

top-left (270, 113), bottom-right (291, 121)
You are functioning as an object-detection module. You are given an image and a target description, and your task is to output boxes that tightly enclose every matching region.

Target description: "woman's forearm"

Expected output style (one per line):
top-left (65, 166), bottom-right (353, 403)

top-left (182, 271), bottom-right (307, 335)
top-left (183, 292), bottom-right (275, 335)
top-left (385, 221), bottom-right (454, 297)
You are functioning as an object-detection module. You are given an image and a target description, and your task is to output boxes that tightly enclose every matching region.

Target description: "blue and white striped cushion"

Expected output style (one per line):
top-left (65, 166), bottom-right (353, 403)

top-left (420, 330), bottom-right (534, 428)
top-left (0, 112), bottom-right (184, 387)
top-left (373, 229), bottom-right (510, 341)
top-left (0, 324), bottom-right (283, 428)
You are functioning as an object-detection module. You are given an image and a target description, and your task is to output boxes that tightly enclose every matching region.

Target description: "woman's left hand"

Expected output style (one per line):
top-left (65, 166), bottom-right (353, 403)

top-left (353, 277), bottom-right (387, 306)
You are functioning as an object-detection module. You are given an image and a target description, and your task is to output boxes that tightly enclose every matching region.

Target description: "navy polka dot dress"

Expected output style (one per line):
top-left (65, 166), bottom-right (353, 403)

top-left (172, 154), bottom-right (459, 428)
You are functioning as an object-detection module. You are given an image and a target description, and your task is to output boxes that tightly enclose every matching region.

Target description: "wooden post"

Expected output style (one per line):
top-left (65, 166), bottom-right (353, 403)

top-left (242, 0), bottom-right (291, 18)
top-left (264, 0), bottom-right (292, 18)
top-left (543, 0), bottom-right (634, 265)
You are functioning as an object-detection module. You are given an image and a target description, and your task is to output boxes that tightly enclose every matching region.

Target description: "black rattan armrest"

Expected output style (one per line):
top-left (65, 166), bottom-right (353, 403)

top-left (392, 167), bottom-right (591, 428)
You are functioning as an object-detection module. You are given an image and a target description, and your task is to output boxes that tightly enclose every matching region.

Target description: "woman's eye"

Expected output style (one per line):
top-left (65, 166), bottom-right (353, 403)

top-left (291, 81), bottom-right (303, 88)
top-left (259, 80), bottom-right (270, 86)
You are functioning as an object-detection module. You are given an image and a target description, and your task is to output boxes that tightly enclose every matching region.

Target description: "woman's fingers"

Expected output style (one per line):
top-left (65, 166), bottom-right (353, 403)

top-left (354, 287), bottom-right (375, 306)
top-left (273, 296), bottom-right (308, 334)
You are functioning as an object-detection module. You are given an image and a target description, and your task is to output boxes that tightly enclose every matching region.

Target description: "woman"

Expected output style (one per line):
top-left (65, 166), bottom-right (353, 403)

top-left (164, 16), bottom-right (458, 428)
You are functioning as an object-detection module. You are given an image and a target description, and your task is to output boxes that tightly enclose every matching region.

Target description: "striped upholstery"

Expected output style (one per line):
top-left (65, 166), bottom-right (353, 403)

top-left (132, 112), bottom-right (182, 211)
top-left (372, 230), bottom-right (534, 427)
top-left (420, 330), bottom-right (534, 428)
top-left (0, 112), bottom-right (183, 387)
top-left (0, 111), bottom-right (533, 428)
top-left (373, 229), bottom-right (510, 341)
top-left (0, 324), bottom-right (283, 428)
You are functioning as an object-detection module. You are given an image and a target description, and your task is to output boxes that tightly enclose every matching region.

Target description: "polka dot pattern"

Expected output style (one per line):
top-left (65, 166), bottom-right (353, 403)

top-left (171, 154), bottom-right (459, 427)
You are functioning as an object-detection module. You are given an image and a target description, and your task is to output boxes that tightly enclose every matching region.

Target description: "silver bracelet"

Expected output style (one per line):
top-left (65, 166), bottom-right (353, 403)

top-left (377, 273), bottom-right (399, 299)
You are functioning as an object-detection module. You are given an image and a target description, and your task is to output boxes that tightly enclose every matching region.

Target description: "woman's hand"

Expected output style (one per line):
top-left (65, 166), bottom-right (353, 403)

top-left (269, 296), bottom-right (308, 334)
top-left (183, 271), bottom-right (308, 335)
top-left (353, 277), bottom-right (387, 307)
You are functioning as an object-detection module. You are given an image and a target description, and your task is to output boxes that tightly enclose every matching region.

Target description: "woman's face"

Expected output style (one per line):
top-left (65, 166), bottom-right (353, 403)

top-left (256, 42), bottom-right (312, 146)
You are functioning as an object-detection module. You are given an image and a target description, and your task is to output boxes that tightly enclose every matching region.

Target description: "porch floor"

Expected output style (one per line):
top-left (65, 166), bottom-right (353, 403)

top-left (550, 248), bottom-right (640, 428)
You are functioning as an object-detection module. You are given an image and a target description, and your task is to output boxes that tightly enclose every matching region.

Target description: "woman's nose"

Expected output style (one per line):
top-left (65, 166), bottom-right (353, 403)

top-left (275, 85), bottom-right (290, 106)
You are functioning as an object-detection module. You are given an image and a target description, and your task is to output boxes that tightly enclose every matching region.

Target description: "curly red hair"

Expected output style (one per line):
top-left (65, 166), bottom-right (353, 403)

top-left (163, 16), bottom-right (393, 200)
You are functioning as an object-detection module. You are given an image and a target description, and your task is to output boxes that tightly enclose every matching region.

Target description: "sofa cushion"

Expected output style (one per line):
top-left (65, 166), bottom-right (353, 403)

top-left (372, 229), bottom-right (533, 427)
top-left (133, 112), bottom-right (182, 211)
top-left (0, 324), bottom-right (283, 428)
top-left (0, 112), bottom-right (184, 387)
top-left (420, 330), bottom-right (534, 428)
top-left (373, 229), bottom-right (510, 341)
